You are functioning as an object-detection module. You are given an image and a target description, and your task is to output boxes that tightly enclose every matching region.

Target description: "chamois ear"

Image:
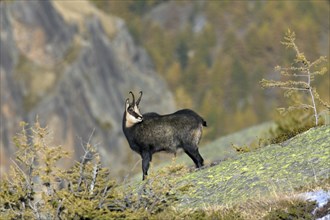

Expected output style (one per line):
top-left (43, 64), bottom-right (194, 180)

top-left (125, 98), bottom-right (130, 110)
top-left (136, 91), bottom-right (143, 106)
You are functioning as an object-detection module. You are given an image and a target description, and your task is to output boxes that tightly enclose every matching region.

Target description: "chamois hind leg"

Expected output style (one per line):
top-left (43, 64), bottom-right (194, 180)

top-left (194, 148), bottom-right (204, 167)
top-left (141, 151), bottom-right (152, 180)
top-left (183, 146), bottom-right (204, 168)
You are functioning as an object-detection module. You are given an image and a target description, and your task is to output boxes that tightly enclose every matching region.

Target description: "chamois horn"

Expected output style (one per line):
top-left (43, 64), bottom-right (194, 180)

top-left (136, 91), bottom-right (143, 105)
top-left (129, 91), bottom-right (135, 105)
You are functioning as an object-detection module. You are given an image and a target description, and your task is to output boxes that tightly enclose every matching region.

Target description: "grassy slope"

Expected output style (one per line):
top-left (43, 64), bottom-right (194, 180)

top-left (173, 125), bottom-right (330, 208)
top-left (129, 122), bottom-right (274, 182)
top-left (150, 122), bottom-right (275, 170)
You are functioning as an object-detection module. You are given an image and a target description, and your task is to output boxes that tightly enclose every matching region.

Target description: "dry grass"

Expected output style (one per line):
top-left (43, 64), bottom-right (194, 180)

top-left (174, 192), bottom-right (316, 220)
top-left (169, 177), bottom-right (330, 220)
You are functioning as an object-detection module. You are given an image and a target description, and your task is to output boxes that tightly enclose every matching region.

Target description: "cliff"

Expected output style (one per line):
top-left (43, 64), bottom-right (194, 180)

top-left (0, 0), bottom-right (175, 177)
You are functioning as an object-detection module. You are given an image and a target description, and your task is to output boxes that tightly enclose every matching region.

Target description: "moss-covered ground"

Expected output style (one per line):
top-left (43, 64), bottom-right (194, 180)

top-left (173, 125), bottom-right (330, 208)
top-left (149, 122), bottom-right (275, 172)
top-left (129, 125), bottom-right (329, 211)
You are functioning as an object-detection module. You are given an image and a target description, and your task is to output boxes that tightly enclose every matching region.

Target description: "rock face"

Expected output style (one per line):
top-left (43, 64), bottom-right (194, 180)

top-left (0, 0), bottom-right (175, 177)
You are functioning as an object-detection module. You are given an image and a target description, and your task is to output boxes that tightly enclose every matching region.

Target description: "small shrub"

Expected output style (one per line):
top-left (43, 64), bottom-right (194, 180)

top-left (314, 199), bottom-right (330, 219)
top-left (0, 120), bottom-right (122, 219)
top-left (267, 109), bottom-right (319, 145)
top-left (261, 29), bottom-right (329, 127)
top-left (260, 30), bottom-right (329, 145)
top-left (263, 199), bottom-right (317, 220)
top-left (232, 144), bottom-right (252, 153)
top-left (0, 120), bottom-right (192, 219)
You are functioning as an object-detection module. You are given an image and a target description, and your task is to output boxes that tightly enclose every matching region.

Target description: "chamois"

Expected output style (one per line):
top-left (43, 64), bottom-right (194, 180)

top-left (122, 91), bottom-right (206, 180)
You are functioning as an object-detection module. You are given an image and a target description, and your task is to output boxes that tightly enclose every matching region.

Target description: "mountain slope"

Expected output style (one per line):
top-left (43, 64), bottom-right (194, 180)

top-left (121, 125), bottom-right (329, 219)
top-left (173, 125), bottom-right (330, 208)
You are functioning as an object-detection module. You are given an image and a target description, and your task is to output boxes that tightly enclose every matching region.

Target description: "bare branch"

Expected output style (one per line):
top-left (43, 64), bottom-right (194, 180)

top-left (10, 158), bottom-right (30, 187)
top-left (98, 186), bottom-right (109, 209)
top-left (87, 128), bottom-right (96, 146)
top-left (29, 199), bottom-right (41, 220)
top-left (292, 74), bottom-right (309, 77)
top-left (56, 199), bottom-right (64, 219)
top-left (278, 87), bottom-right (309, 91)
top-left (90, 162), bottom-right (99, 194)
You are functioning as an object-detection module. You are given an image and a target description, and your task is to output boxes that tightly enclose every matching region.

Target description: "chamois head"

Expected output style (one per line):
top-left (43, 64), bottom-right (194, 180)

top-left (125, 91), bottom-right (143, 127)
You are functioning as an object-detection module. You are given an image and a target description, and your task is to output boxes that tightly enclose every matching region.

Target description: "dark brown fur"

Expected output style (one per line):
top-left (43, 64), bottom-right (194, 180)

top-left (122, 92), bottom-right (206, 180)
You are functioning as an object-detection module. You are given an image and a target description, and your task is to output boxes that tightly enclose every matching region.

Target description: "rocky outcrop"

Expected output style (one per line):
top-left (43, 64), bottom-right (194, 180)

top-left (0, 0), bottom-right (175, 177)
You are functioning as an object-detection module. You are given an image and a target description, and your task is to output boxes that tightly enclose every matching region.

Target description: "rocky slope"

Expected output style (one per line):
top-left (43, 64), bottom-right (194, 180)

top-left (0, 0), bottom-right (175, 177)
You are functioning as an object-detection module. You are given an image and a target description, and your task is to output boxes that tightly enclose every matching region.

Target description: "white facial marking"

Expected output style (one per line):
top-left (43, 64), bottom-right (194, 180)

top-left (134, 105), bottom-right (142, 117)
top-left (125, 102), bottom-right (143, 128)
top-left (126, 112), bottom-right (142, 128)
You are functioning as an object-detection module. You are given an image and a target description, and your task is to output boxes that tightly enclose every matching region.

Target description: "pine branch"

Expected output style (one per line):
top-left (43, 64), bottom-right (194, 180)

top-left (260, 79), bottom-right (309, 90)
top-left (55, 199), bottom-right (64, 219)
top-left (310, 56), bottom-right (327, 67)
top-left (11, 159), bottom-right (31, 192)
top-left (28, 199), bottom-right (41, 220)
top-left (313, 89), bottom-right (330, 110)
top-left (311, 67), bottom-right (328, 76)
top-left (287, 104), bottom-right (314, 111)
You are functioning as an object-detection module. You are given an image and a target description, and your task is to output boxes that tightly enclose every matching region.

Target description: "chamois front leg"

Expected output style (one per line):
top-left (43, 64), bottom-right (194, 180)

top-left (141, 151), bottom-right (152, 180)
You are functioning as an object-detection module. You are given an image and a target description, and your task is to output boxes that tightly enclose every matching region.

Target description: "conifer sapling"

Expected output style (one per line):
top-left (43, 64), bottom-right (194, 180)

top-left (260, 29), bottom-right (329, 126)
